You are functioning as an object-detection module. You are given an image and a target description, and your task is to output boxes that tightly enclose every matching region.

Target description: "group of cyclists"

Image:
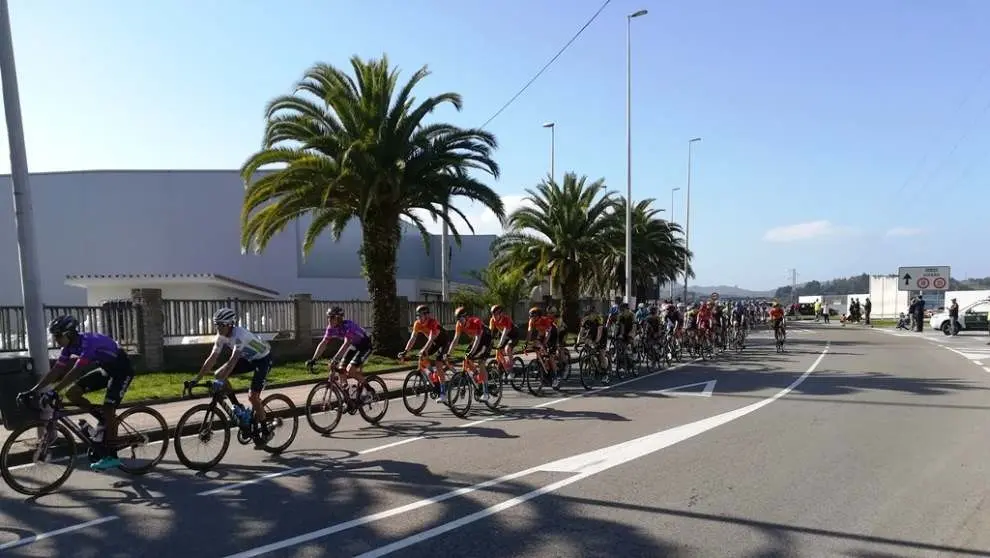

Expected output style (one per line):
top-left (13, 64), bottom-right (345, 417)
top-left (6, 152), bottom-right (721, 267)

top-left (11, 294), bottom-right (789, 477)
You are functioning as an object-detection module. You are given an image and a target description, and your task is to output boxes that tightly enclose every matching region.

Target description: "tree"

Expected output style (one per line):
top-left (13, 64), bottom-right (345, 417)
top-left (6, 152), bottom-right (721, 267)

top-left (493, 173), bottom-right (616, 332)
top-left (600, 198), bottom-right (692, 298)
top-left (240, 55), bottom-right (505, 354)
top-left (451, 265), bottom-right (538, 322)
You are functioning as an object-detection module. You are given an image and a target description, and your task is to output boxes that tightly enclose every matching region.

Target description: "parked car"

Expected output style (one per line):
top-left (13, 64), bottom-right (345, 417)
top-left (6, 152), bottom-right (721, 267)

top-left (929, 299), bottom-right (990, 335)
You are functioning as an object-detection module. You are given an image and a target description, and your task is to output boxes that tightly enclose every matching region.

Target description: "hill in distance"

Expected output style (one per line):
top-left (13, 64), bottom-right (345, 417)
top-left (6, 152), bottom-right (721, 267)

top-left (691, 285), bottom-right (775, 298)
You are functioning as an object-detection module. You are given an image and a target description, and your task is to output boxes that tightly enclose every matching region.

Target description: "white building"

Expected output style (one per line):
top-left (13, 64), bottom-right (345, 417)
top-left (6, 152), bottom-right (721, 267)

top-left (0, 170), bottom-right (495, 305)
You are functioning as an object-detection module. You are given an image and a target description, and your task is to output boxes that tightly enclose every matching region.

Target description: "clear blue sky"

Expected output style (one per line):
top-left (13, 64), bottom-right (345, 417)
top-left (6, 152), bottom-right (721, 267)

top-left (3, 0), bottom-right (990, 290)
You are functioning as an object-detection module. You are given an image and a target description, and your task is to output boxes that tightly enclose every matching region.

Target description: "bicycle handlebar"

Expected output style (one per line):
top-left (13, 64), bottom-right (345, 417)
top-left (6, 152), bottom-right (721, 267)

top-left (182, 380), bottom-right (214, 399)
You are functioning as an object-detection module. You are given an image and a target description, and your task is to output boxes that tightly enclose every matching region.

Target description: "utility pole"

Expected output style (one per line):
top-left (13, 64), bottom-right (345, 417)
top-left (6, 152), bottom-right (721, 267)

top-left (788, 268), bottom-right (798, 309)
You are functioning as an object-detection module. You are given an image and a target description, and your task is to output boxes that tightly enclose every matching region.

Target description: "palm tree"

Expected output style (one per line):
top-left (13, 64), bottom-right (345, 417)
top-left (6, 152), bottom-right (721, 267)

top-left (603, 198), bottom-right (692, 299)
top-left (493, 173), bottom-right (617, 331)
top-left (240, 55), bottom-right (505, 354)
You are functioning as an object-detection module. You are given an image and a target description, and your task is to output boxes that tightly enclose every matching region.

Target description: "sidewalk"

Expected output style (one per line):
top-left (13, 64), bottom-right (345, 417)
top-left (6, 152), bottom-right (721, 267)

top-left (0, 348), bottom-right (578, 449)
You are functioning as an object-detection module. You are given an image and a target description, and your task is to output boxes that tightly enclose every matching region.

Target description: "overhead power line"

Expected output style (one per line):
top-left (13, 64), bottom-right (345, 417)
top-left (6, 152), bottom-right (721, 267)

top-left (478, 0), bottom-right (613, 130)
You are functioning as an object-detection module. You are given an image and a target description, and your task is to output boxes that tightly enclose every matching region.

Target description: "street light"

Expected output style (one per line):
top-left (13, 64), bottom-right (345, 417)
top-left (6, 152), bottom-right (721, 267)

top-left (682, 137), bottom-right (701, 303)
top-left (625, 8), bottom-right (648, 305)
top-left (542, 122), bottom-right (555, 182)
top-left (670, 186), bottom-right (681, 298)
top-left (0, 0), bottom-right (49, 378)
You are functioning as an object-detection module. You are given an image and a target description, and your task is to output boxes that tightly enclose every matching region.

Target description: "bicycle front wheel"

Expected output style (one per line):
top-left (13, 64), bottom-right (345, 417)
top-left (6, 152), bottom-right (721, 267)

top-left (1, 420), bottom-right (77, 496)
top-left (174, 403), bottom-right (231, 471)
top-left (305, 381), bottom-right (344, 435)
top-left (115, 406), bottom-right (168, 474)
top-left (446, 372), bottom-right (473, 418)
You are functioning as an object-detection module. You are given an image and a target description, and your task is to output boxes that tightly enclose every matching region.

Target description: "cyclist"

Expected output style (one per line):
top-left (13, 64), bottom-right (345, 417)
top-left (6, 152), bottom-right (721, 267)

top-left (769, 301), bottom-right (786, 341)
top-left (191, 308), bottom-right (272, 444)
top-left (697, 300), bottom-right (714, 342)
top-left (20, 315), bottom-right (135, 471)
top-left (307, 307), bottom-right (373, 399)
top-left (644, 306), bottom-right (662, 342)
top-left (526, 306), bottom-right (560, 383)
top-left (635, 303), bottom-right (650, 324)
top-left (448, 306), bottom-right (493, 400)
top-left (399, 304), bottom-right (449, 368)
top-left (577, 306), bottom-right (608, 370)
top-left (489, 304), bottom-right (520, 378)
top-left (613, 302), bottom-right (636, 372)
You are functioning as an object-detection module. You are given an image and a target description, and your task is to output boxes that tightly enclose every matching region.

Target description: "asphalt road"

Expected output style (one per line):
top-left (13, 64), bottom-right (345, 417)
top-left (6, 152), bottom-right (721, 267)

top-left (4, 323), bottom-right (990, 557)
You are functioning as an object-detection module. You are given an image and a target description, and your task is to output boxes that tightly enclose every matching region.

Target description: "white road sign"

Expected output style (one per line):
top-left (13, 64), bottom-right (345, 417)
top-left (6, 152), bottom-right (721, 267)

top-left (897, 266), bottom-right (950, 291)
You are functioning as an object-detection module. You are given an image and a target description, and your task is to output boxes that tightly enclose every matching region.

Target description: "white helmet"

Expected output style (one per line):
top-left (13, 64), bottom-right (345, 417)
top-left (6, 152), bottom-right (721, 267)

top-left (213, 308), bottom-right (237, 325)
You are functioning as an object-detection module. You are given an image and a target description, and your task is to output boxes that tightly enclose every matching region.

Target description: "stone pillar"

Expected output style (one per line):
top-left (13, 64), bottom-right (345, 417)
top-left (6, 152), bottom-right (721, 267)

top-left (131, 288), bottom-right (164, 372)
top-left (291, 293), bottom-right (314, 352)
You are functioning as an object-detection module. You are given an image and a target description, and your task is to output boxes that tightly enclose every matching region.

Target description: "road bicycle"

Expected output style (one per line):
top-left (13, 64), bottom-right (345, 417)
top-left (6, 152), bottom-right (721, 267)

top-left (522, 343), bottom-right (562, 397)
top-left (445, 354), bottom-right (504, 418)
top-left (305, 362), bottom-right (388, 434)
top-left (173, 381), bottom-right (298, 471)
top-left (400, 355), bottom-right (453, 416)
top-left (0, 391), bottom-right (168, 496)
top-left (577, 342), bottom-right (609, 390)
top-left (773, 323), bottom-right (787, 353)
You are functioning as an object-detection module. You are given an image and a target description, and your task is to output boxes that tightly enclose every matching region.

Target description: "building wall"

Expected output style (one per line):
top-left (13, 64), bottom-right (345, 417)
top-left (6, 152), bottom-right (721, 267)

top-left (0, 170), bottom-right (495, 305)
top-left (868, 275), bottom-right (913, 319)
top-left (77, 283), bottom-right (274, 307)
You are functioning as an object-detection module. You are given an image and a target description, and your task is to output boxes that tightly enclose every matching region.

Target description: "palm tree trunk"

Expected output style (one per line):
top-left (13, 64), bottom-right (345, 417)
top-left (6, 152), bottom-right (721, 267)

top-left (362, 218), bottom-right (403, 355)
top-left (561, 267), bottom-right (581, 335)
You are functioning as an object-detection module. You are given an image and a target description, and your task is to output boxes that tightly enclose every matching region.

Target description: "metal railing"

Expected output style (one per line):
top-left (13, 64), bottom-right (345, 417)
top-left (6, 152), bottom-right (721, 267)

top-left (0, 305), bottom-right (140, 352)
top-left (162, 299), bottom-right (295, 337)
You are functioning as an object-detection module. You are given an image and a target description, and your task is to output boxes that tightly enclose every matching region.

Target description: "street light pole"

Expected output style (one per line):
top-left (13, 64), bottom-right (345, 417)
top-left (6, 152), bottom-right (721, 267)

top-left (682, 137), bottom-right (701, 303)
top-left (625, 8), bottom-right (648, 305)
top-left (542, 122), bottom-right (555, 182)
top-left (0, 0), bottom-right (49, 378)
top-left (670, 186), bottom-right (681, 299)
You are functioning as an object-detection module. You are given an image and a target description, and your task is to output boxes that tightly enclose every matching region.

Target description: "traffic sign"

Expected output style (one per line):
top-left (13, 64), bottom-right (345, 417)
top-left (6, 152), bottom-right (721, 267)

top-left (897, 266), bottom-right (951, 291)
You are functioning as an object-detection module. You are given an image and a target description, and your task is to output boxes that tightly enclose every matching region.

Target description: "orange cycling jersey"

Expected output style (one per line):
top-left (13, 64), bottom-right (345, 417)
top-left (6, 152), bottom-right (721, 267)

top-left (528, 316), bottom-right (555, 335)
top-left (769, 307), bottom-right (785, 320)
top-left (455, 316), bottom-right (485, 337)
top-left (413, 317), bottom-right (443, 336)
top-left (489, 314), bottom-right (515, 332)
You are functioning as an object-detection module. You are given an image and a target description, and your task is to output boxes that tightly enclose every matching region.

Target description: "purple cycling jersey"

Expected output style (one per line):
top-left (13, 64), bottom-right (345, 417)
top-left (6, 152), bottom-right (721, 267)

top-left (323, 320), bottom-right (368, 344)
top-left (57, 332), bottom-right (120, 366)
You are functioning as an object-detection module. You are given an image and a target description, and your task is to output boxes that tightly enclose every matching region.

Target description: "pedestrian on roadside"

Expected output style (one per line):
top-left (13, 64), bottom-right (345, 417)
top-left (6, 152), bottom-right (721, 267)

top-left (948, 298), bottom-right (960, 335)
top-left (915, 296), bottom-right (926, 332)
top-left (864, 297), bottom-right (872, 326)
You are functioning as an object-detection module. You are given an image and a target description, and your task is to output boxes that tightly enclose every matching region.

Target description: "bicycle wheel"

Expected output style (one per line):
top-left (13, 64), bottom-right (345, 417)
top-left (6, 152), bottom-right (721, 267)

top-left (1, 420), bottom-right (77, 496)
top-left (526, 360), bottom-right (545, 397)
top-left (483, 361), bottom-right (504, 410)
top-left (509, 356), bottom-right (527, 392)
top-left (259, 393), bottom-right (298, 454)
top-left (579, 352), bottom-right (599, 390)
top-left (358, 375), bottom-right (389, 424)
top-left (446, 372), bottom-right (473, 418)
top-left (173, 402), bottom-right (231, 471)
top-left (401, 370), bottom-right (429, 416)
top-left (305, 381), bottom-right (344, 435)
top-left (115, 406), bottom-right (168, 475)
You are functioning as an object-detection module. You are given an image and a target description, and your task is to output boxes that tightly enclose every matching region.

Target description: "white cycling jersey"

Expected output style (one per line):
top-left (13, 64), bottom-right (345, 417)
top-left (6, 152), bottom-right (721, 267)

top-left (214, 326), bottom-right (270, 361)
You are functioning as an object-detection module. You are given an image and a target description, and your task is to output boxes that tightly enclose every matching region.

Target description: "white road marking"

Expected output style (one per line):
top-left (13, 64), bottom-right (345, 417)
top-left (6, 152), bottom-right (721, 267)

top-left (0, 516), bottom-right (119, 551)
top-left (648, 379), bottom-right (716, 398)
top-left (225, 345), bottom-right (829, 558)
top-left (198, 466), bottom-right (317, 496)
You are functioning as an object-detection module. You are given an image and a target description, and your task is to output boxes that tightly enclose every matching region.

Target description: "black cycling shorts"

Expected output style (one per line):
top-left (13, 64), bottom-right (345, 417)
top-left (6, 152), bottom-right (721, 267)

top-left (496, 326), bottom-right (519, 350)
top-left (466, 329), bottom-right (493, 360)
top-left (75, 349), bottom-right (135, 407)
top-left (545, 326), bottom-right (559, 352)
top-left (231, 353), bottom-right (273, 393)
top-left (424, 333), bottom-right (451, 360)
top-left (343, 337), bottom-right (373, 367)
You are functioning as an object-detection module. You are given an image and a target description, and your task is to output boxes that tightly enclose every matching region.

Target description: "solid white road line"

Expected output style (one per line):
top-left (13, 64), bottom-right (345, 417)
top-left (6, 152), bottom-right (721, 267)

top-left (198, 466), bottom-right (317, 496)
top-left (0, 516), bottom-right (119, 552)
top-left (225, 345), bottom-right (829, 558)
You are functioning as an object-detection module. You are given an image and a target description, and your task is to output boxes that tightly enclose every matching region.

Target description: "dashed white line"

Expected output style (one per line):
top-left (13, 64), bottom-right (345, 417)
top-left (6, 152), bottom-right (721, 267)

top-left (0, 516), bottom-right (119, 551)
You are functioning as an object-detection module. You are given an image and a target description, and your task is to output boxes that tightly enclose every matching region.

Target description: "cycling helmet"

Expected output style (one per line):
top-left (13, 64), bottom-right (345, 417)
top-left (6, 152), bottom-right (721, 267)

top-left (490, 304), bottom-right (503, 315)
top-left (637, 303), bottom-right (645, 309)
top-left (213, 308), bottom-right (237, 325)
top-left (547, 306), bottom-right (558, 315)
top-left (529, 306), bottom-right (543, 317)
top-left (454, 306), bottom-right (468, 319)
top-left (619, 302), bottom-right (629, 310)
top-left (584, 305), bottom-right (596, 315)
top-left (415, 304), bottom-right (430, 315)
top-left (326, 306), bottom-right (344, 318)
top-left (48, 315), bottom-right (79, 336)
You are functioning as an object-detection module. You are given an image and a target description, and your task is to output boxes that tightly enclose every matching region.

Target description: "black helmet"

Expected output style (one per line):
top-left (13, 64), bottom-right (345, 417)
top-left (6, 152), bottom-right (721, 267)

top-left (454, 306), bottom-right (468, 319)
top-left (48, 315), bottom-right (79, 336)
top-left (326, 306), bottom-right (344, 318)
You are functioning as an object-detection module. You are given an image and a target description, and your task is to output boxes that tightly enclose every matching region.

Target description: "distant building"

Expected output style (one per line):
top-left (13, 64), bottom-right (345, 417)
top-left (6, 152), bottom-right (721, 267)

top-left (0, 170), bottom-right (494, 305)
